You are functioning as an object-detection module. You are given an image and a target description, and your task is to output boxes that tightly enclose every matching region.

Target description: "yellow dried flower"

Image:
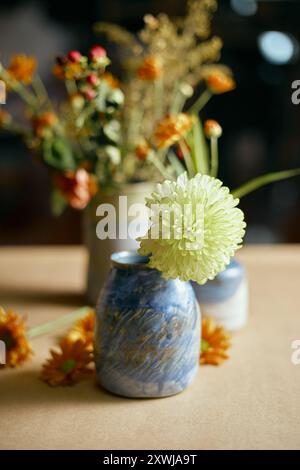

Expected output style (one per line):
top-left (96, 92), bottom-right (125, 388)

top-left (154, 113), bottom-right (194, 149)
top-left (103, 72), bottom-right (120, 89)
top-left (135, 140), bottom-right (151, 160)
top-left (53, 62), bottom-right (83, 81)
top-left (206, 71), bottom-right (236, 94)
top-left (137, 56), bottom-right (163, 81)
top-left (200, 317), bottom-right (231, 365)
top-left (41, 338), bottom-right (93, 386)
top-left (7, 54), bottom-right (37, 85)
top-left (32, 111), bottom-right (57, 138)
top-left (0, 307), bottom-right (32, 368)
top-left (0, 110), bottom-right (12, 127)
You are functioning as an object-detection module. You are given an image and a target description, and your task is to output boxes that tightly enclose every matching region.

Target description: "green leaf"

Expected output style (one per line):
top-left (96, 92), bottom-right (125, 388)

top-left (187, 116), bottom-right (209, 175)
top-left (50, 189), bottom-right (67, 217)
top-left (43, 138), bottom-right (76, 171)
top-left (232, 168), bottom-right (300, 199)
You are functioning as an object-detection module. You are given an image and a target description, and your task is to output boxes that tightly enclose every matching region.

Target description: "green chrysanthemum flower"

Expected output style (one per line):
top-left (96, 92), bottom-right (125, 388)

top-left (138, 173), bottom-right (246, 284)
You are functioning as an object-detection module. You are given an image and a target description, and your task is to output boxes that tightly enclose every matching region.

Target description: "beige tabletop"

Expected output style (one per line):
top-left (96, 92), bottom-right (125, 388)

top-left (0, 245), bottom-right (300, 450)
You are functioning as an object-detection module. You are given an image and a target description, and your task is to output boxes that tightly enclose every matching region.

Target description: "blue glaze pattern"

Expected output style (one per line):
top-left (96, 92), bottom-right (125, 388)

top-left (192, 259), bottom-right (245, 304)
top-left (95, 251), bottom-right (200, 398)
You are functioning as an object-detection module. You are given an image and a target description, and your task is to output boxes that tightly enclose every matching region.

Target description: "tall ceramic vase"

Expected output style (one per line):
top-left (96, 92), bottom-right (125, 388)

top-left (83, 182), bottom-right (154, 305)
top-left (95, 251), bottom-right (201, 398)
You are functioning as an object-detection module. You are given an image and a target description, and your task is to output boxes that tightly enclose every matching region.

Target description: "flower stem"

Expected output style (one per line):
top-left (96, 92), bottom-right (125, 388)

top-left (179, 140), bottom-right (195, 178)
top-left (189, 89), bottom-right (212, 114)
top-left (32, 75), bottom-right (52, 107)
top-left (65, 79), bottom-right (77, 96)
top-left (148, 151), bottom-right (172, 180)
top-left (26, 306), bottom-right (92, 340)
top-left (154, 78), bottom-right (164, 120)
top-left (210, 137), bottom-right (218, 178)
top-left (232, 168), bottom-right (300, 199)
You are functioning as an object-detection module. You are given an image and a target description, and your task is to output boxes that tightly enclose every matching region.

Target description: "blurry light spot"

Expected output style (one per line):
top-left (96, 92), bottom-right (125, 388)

top-left (258, 31), bottom-right (298, 65)
top-left (231, 0), bottom-right (257, 16)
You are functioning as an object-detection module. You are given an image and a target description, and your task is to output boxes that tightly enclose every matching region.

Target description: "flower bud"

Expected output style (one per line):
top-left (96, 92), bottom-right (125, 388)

top-left (86, 74), bottom-right (99, 86)
top-left (68, 51), bottom-right (82, 63)
top-left (204, 119), bottom-right (223, 139)
top-left (89, 45), bottom-right (107, 61)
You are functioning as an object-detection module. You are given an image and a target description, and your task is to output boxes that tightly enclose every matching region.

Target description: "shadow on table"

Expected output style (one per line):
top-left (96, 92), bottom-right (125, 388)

top-left (0, 369), bottom-right (166, 405)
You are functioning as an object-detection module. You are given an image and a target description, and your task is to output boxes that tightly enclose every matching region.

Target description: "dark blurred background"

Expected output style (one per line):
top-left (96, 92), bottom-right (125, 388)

top-left (1, 0), bottom-right (300, 244)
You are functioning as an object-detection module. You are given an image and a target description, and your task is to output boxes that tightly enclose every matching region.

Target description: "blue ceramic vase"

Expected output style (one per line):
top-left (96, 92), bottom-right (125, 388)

top-left (192, 259), bottom-right (248, 331)
top-left (95, 251), bottom-right (201, 398)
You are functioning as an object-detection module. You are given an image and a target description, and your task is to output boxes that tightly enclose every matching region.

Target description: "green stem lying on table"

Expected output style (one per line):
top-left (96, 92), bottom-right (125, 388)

top-left (26, 306), bottom-right (92, 340)
top-left (232, 168), bottom-right (300, 199)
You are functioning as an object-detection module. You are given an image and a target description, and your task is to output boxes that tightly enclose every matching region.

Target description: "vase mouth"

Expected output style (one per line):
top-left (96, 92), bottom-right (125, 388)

top-left (111, 251), bottom-right (150, 269)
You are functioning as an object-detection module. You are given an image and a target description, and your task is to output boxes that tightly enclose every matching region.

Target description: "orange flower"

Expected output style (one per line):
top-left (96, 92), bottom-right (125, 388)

top-left (32, 111), bottom-right (57, 138)
top-left (135, 140), bottom-right (151, 160)
top-left (0, 307), bottom-right (32, 368)
top-left (53, 62), bottom-right (83, 81)
top-left (204, 119), bottom-right (222, 139)
top-left (41, 338), bottom-right (93, 386)
top-left (154, 113), bottom-right (194, 149)
top-left (0, 110), bottom-right (12, 127)
top-left (103, 72), bottom-right (120, 89)
top-left (206, 72), bottom-right (236, 94)
top-left (137, 56), bottom-right (163, 81)
top-left (7, 54), bottom-right (37, 85)
top-left (65, 309), bottom-right (95, 352)
top-left (55, 168), bottom-right (98, 210)
top-left (200, 317), bottom-right (231, 366)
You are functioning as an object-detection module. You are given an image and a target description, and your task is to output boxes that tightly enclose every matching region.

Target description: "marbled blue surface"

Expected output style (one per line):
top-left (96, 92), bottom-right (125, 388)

top-left (192, 259), bottom-right (245, 304)
top-left (95, 252), bottom-right (200, 398)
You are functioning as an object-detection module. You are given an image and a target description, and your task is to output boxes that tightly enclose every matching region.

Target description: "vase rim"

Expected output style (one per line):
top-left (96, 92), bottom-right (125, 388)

top-left (111, 251), bottom-right (150, 270)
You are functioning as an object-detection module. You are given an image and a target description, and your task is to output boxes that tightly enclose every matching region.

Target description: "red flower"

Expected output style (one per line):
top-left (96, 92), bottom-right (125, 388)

top-left (68, 51), bottom-right (82, 63)
top-left (89, 45), bottom-right (107, 61)
top-left (86, 74), bottom-right (99, 86)
top-left (83, 88), bottom-right (97, 100)
top-left (55, 169), bottom-right (98, 210)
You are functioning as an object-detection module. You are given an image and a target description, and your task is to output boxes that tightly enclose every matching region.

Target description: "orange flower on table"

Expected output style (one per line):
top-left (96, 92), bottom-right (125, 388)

top-left (0, 110), bottom-right (12, 127)
top-left (137, 56), bottom-right (163, 81)
top-left (200, 317), bottom-right (231, 366)
top-left (65, 309), bottom-right (95, 352)
top-left (7, 54), bottom-right (37, 85)
top-left (103, 72), bottom-right (120, 89)
top-left (204, 119), bottom-right (222, 139)
top-left (41, 338), bottom-right (93, 386)
top-left (55, 168), bottom-right (98, 210)
top-left (154, 113), bottom-right (194, 149)
top-left (206, 71), bottom-right (236, 94)
top-left (0, 307), bottom-right (32, 368)
top-left (32, 111), bottom-right (57, 138)
top-left (135, 140), bottom-right (151, 161)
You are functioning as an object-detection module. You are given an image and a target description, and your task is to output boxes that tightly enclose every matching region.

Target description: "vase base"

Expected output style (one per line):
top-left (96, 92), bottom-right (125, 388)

top-left (96, 364), bottom-right (199, 399)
